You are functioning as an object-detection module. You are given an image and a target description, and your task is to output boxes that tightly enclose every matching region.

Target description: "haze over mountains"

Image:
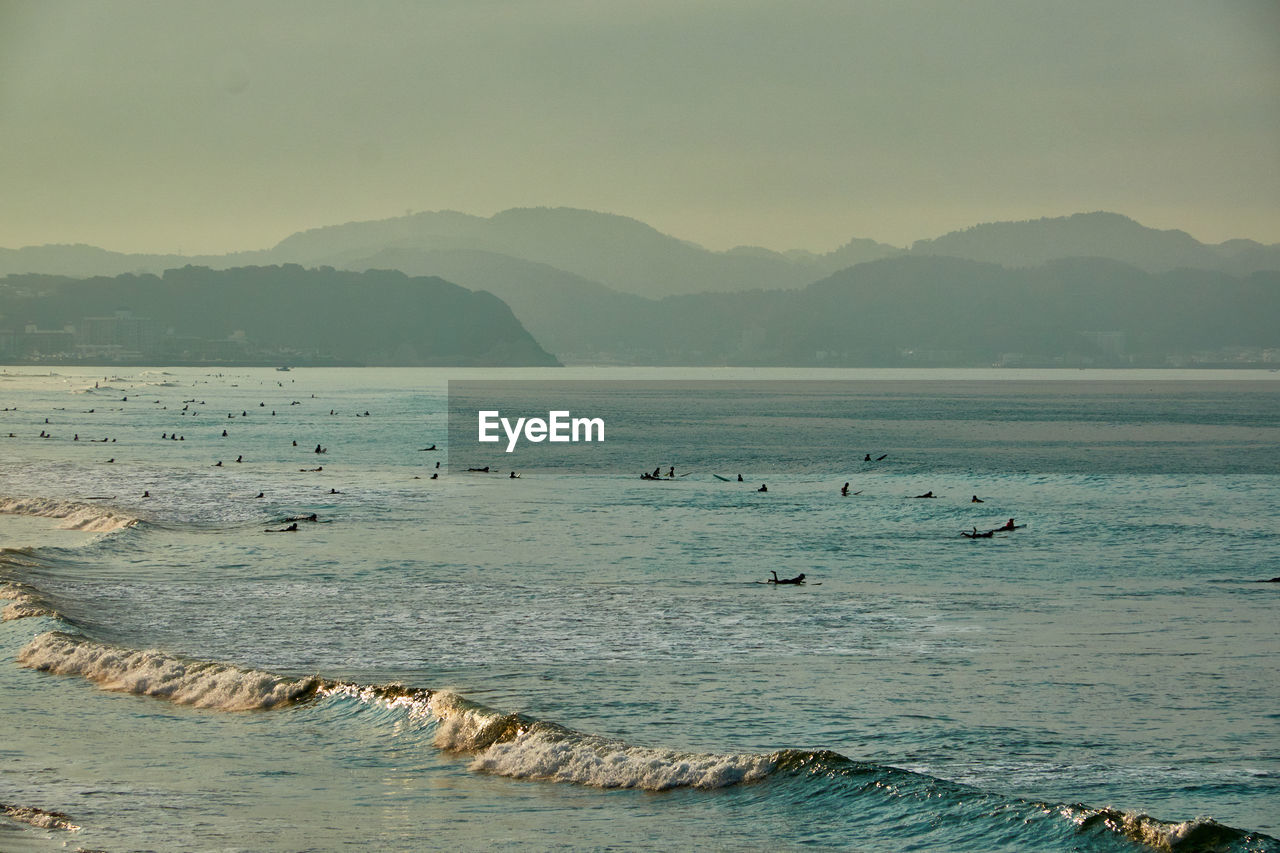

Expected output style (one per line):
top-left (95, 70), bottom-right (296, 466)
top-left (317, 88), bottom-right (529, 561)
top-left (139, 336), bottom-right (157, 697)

top-left (2, 209), bottom-right (1278, 366)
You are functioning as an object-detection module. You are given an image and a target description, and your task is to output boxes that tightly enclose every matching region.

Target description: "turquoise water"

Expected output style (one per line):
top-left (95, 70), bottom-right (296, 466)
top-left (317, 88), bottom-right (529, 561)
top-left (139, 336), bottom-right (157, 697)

top-left (1, 367), bottom-right (1278, 851)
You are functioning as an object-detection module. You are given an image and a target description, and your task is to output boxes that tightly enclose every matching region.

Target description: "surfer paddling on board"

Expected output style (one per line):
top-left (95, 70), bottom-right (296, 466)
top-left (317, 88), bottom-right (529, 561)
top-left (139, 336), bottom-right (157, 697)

top-left (768, 571), bottom-right (806, 585)
top-left (1001, 518), bottom-right (1017, 530)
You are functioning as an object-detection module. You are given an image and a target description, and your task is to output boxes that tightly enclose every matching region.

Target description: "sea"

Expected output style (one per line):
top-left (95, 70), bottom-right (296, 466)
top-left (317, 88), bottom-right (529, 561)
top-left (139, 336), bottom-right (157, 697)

top-left (1, 366), bottom-right (1277, 852)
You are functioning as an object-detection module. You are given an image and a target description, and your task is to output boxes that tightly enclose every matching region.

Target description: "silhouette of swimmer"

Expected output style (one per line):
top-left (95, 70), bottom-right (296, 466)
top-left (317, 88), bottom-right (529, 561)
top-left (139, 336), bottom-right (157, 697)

top-left (915, 491), bottom-right (935, 498)
top-left (255, 492), bottom-right (264, 498)
top-left (430, 473), bottom-right (438, 479)
top-left (510, 471), bottom-right (520, 478)
top-left (737, 474), bottom-right (743, 482)
top-left (653, 466), bottom-right (661, 478)
top-left (419, 444), bottom-right (437, 451)
top-left (214, 461), bottom-right (223, 467)
top-left (284, 514), bottom-right (318, 522)
top-left (758, 484), bottom-right (768, 492)
top-left (468, 466), bottom-right (490, 472)
top-left (964, 527), bottom-right (993, 538)
top-left (1001, 518), bottom-right (1017, 530)
top-left (315, 445), bottom-right (326, 454)
top-left (222, 429), bottom-right (228, 437)
top-left (768, 571), bottom-right (806, 585)
top-left (971, 495), bottom-right (983, 503)
top-left (142, 491), bottom-right (150, 498)
top-left (293, 440), bottom-right (297, 446)
top-left (329, 488), bottom-right (342, 494)
top-left (864, 454), bottom-right (871, 461)
top-left (266, 522), bottom-right (298, 533)
top-left (668, 466), bottom-right (675, 478)
top-left (236, 455), bottom-right (243, 463)
top-left (841, 482), bottom-right (849, 496)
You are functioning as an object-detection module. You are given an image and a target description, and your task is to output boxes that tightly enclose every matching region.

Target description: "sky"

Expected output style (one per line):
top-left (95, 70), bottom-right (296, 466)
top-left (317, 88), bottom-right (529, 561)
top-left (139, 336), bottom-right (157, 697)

top-left (1, 0), bottom-right (1277, 255)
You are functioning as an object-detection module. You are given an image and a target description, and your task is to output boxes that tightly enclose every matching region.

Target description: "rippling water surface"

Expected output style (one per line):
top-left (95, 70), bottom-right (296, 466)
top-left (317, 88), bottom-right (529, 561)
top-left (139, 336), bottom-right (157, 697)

top-left (2, 367), bottom-right (1278, 851)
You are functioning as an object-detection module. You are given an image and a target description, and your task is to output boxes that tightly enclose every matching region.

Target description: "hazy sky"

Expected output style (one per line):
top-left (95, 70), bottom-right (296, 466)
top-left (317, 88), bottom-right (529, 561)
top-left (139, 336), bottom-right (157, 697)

top-left (2, 0), bottom-right (1277, 254)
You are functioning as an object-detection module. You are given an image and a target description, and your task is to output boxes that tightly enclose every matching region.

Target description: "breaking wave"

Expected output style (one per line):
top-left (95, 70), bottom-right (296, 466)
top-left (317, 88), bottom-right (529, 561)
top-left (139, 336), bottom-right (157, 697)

top-left (18, 632), bottom-right (321, 711)
top-left (0, 803), bottom-right (80, 832)
top-left (0, 496), bottom-right (139, 533)
top-left (16, 631), bottom-right (1277, 852)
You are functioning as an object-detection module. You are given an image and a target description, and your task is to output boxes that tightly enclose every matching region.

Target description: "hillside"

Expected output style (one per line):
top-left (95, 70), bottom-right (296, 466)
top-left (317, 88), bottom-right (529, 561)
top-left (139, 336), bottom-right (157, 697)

top-left (409, 255), bottom-right (1278, 366)
top-left (0, 265), bottom-right (559, 366)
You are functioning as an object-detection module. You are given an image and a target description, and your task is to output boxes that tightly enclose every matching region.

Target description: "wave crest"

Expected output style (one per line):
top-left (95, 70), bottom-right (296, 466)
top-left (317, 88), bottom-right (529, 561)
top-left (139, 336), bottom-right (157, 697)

top-left (0, 803), bottom-right (80, 832)
top-left (1071, 807), bottom-right (1259, 852)
top-left (0, 496), bottom-right (139, 532)
top-left (18, 632), bottom-right (321, 711)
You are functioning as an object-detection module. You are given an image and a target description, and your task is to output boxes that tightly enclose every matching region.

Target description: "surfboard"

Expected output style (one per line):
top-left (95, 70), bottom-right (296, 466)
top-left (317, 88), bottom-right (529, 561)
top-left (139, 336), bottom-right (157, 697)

top-left (713, 474), bottom-right (731, 481)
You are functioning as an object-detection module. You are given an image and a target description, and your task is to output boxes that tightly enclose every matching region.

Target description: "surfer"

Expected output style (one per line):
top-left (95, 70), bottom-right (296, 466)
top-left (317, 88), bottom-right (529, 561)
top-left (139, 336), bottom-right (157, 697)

top-left (841, 482), bottom-right (850, 496)
top-left (1001, 518), bottom-right (1017, 530)
top-left (737, 474), bottom-right (743, 482)
top-left (914, 491), bottom-right (935, 498)
top-left (864, 454), bottom-right (871, 461)
top-left (265, 522), bottom-right (298, 533)
top-left (971, 495), bottom-right (983, 503)
top-left (329, 488), bottom-right (342, 494)
top-left (758, 484), bottom-right (768, 492)
top-left (768, 571), bottom-right (806, 585)
top-left (419, 444), bottom-right (437, 451)
top-left (510, 471), bottom-right (520, 478)
top-left (284, 514), bottom-right (318, 522)
top-left (468, 466), bottom-right (490, 473)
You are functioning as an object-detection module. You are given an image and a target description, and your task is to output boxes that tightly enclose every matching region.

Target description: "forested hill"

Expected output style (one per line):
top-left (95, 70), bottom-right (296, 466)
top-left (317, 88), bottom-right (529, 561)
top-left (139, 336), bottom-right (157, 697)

top-left (0, 265), bottom-right (559, 366)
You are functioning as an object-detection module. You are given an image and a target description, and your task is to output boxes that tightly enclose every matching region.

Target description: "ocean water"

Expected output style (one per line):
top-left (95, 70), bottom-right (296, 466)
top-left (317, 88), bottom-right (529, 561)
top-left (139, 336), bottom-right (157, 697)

top-left (1, 366), bottom-right (1278, 852)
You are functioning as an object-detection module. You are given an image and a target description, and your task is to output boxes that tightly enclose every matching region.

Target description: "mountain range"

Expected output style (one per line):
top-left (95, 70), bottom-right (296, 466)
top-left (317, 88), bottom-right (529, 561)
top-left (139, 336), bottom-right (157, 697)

top-left (2, 209), bottom-right (1278, 365)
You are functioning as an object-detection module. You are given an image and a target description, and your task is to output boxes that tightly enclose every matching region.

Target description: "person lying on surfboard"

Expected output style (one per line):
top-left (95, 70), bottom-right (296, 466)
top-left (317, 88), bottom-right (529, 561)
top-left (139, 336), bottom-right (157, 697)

top-left (769, 571), bottom-right (806, 585)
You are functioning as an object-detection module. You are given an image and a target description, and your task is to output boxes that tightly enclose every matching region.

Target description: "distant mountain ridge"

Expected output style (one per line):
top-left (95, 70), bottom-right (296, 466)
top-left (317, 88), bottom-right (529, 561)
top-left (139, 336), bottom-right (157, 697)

top-left (4, 208), bottom-right (1278, 367)
top-left (2, 208), bottom-right (1276, 293)
top-left (909, 211), bottom-right (1280, 275)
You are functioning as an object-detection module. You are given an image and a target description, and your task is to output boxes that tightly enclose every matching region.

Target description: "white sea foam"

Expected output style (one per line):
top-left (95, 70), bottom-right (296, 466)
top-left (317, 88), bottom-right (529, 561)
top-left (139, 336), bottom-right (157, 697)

top-left (0, 496), bottom-right (138, 532)
top-left (1065, 805), bottom-right (1249, 852)
top-left (468, 728), bottom-right (777, 790)
top-left (18, 632), bottom-right (320, 711)
top-left (0, 803), bottom-right (80, 832)
top-left (1, 593), bottom-right (56, 621)
top-left (324, 683), bottom-right (776, 791)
